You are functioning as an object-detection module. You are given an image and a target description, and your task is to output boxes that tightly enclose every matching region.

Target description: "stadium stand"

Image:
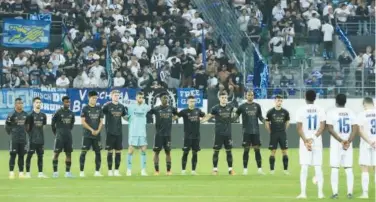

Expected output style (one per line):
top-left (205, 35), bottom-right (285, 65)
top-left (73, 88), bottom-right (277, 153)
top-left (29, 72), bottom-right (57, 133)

top-left (0, 0), bottom-right (375, 99)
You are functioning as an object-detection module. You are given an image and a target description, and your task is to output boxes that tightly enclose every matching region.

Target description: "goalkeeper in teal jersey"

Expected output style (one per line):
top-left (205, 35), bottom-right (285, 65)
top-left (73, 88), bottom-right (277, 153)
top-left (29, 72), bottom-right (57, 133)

top-left (126, 91), bottom-right (151, 176)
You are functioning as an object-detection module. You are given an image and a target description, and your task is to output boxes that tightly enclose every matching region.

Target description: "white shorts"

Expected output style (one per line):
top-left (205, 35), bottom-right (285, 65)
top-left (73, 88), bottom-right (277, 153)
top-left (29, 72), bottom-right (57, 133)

top-left (359, 146), bottom-right (376, 166)
top-left (330, 146), bottom-right (353, 167)
top-left (299, 146), bottom-right (322, 166)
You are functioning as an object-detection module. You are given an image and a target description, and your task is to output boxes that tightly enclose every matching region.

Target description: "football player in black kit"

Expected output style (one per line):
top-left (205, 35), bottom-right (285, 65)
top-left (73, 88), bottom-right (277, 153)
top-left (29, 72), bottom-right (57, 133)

top-left (6, 98), bottom-right (28, 179)
top-left (51, 96), bottom-right (75, 178)
top-left (80, 91), bottom-right (104, 177)
top-left (233, 91), bottom-right (265, 175)
top-left (265, 95), bottom-right (290, 175)
top-left (201, 92), bottom-right (236, 175)
top-left (177, 95), bottom-right (205, 175)
top-left (25, 97), bottom-right (48, 178)
top-left (102, 90), bottom-right (127, 177)
top-left (149, 95), bottom-right (178, 176)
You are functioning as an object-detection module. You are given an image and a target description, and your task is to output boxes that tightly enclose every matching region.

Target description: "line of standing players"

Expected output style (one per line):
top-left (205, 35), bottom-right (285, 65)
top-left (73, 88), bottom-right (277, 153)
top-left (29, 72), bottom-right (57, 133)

top-left (5, 90), bottom-right (291, 178)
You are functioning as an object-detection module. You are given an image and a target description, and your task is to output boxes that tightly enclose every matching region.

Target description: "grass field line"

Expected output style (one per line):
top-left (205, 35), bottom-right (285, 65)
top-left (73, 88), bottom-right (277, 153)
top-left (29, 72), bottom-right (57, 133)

top-left (0, 182), bottom-right (297, 190)
top-left (0, 194), bottom-right (295, 199)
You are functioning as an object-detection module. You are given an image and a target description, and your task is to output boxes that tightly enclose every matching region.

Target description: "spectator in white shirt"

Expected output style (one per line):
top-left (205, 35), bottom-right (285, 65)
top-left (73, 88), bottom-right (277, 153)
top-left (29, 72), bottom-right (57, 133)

top-left (169, 3), bottom-right (180, 14)
top-left (98, 74), bottom-right (109, 88)
top-left (190, 12), bottom-right (204, 30)
top-left (85, 72), bottom-right (99, 88)
top-left (152, 22), bottom-right (166, 37)
top-left (334, 4), bottom-right (351, 23)
top-left (73, 72), bottom-right (85, 88)
top-left (121, 31), bottom-right (135, 46)
top-left (183, 43), bottom-right (197, 56)
top-left (56, 73), bottom-right (70, 88)
top-left (282, 23), bottom-right (295, 61)
top-left (238, 9), bottom-right (250, 32)
top-left (272, 3), bottom-right (285, 21)
top-left (321, 20), bottom-right (334, 59)
top-left (125, 22), bottom-right (137, 36)
top-left (136, 34), bottom-right (149, 49)
top-left (113, 71), bottom-right (125, 87)
top-left (307, 13), bottom-right (322, 56)
top-left (114, 20), bottom-right (126, 35)
top-left (49, 50), bottom-right (66, 67)
top-left (133, 44), bottom-right (147, 59)
top-left (182, 7), bottom-right (192, 21)
top-left (154, 39), bottom-right (169, 59)
top-left (303, 7), bottom-right (320, 20)
top-left (127, 56), bottom-right (141, 78)
top-left (90, 61), bottom-right (105, 80)
top-left (2, 54), bottom-right (13, 74)
top-left (207, 73), bottom-right (218, 88)
top-left (269, 31), bottom-right (285, 73)
top-left (13, 52), bottom-right (27, 67)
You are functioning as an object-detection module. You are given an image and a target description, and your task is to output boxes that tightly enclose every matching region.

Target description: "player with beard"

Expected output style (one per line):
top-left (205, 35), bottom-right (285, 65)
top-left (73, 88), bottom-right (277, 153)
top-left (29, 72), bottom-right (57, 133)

top-left (25, 97), bottom-right (48, 178)
top-left (201, 91), bottom-right (236, 175)
top-left (233, 91), bottom-right (265, 175)
top-left (149, 95), bottom-right (178, 175)
top-left (102, 90), bottom-right (128, 177)
top-left (51, 96), bottom-right (75, 178)
top-left (6, 98), bottom-right (28, 179)
top-left (177, 95), bottom-right (205, 175)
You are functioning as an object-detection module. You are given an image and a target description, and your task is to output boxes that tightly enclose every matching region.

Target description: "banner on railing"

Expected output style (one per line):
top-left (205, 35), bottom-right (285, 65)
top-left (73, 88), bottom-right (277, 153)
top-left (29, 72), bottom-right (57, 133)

top-left (68, 88), bottom-right (138, 115)
top-left (0, 88), bottom-right (66, 120)
top-left (2, 19), bottom-right (51, 48)
top-left (177, 88), bottom-right (203, 108)
top-left (0, 88), bottom-right (203, 119)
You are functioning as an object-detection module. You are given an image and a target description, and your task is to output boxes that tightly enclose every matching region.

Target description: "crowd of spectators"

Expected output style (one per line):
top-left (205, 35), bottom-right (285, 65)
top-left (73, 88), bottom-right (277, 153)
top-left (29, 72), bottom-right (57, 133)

top-left (0, 0), bottom-right (245, 99)
top-left (234, 0), bottom-right (375, 97)
top-left (0, 0), bottom-right (375, 98)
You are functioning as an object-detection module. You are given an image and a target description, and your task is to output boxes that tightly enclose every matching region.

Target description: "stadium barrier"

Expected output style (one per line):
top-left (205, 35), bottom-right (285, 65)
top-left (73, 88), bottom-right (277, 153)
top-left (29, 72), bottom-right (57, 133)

top-left (0, 87), bottom-right (371, 150)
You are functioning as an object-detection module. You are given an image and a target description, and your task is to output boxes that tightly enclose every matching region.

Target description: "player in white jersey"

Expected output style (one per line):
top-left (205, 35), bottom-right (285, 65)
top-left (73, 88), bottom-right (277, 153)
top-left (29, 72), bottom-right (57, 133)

top-left (295, 90), bottom-right (326, 199)
top-left (326, 94), bottom-right (357, 199)
top-left (357, 97), bottom-right (376, 199)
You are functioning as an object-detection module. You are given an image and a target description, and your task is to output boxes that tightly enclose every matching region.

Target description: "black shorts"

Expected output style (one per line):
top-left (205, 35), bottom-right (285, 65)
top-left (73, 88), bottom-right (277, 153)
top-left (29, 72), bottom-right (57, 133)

top-left (269, 132), bottom-right (288, 150)
top-left (82, 137), bottom-right (102, 152)
top-left (153, 135), bottom-right (171, 152)
top-left (9, 142), bottom-right (26, 155)
top-left (271, 53), bottom-right (283, 65)
top-left (242, 133), bottom-right (261, 147)
top-left (213, 135), bottom-right (232, 150)
top-left (54, 136), bottom-right (73, 153)
top-left (106, 134), bottom-right (123, 151)
top-left (183, 138), bottom-right (200, 152)
top-left (28, 143), bottom-right (44, 155)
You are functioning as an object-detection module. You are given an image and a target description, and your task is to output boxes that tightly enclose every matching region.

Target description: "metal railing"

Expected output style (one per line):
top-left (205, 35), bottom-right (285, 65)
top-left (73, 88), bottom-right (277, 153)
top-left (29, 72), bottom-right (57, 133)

top-left (334, 15), bottom-right (375, 35)
top-left (191, 0), bottom-right (254, 77)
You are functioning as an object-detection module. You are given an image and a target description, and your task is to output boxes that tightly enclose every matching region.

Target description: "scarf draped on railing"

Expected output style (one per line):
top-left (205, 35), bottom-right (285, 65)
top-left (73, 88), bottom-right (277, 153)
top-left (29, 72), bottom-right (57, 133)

top-left (253, 43), bottom-right (269, 99)
top-left (105, 35), bottom-right (112, 87)
top-left (335, 25), bottom-right (356, 58)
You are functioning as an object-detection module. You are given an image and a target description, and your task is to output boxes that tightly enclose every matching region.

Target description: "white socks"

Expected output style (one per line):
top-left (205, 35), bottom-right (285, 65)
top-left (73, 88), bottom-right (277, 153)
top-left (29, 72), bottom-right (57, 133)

top-left (331, 168), bottom-right (339, 194)
top-left (345, 168), bottom-right (354, 194)
top-left (300, 165), bottom-right (308, 195)
top-left (332, 168), bottom-right (354, 195)
top-left (362, 172), bottom-right (369, 194)
top-left (314, 166), bottom-right (324, 195)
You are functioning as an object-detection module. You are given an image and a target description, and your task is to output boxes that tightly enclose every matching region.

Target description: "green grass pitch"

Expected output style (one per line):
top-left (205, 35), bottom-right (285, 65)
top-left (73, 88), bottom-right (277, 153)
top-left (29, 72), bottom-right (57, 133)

top-left (0, 149), bottom-right (374, 202)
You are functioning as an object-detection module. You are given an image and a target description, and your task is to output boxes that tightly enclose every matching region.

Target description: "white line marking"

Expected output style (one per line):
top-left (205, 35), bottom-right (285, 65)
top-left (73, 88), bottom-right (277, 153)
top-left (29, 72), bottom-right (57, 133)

top-left (0, 194), bottom-right (294, 199)
top-left (0, 183), bottom-right (295, 190)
